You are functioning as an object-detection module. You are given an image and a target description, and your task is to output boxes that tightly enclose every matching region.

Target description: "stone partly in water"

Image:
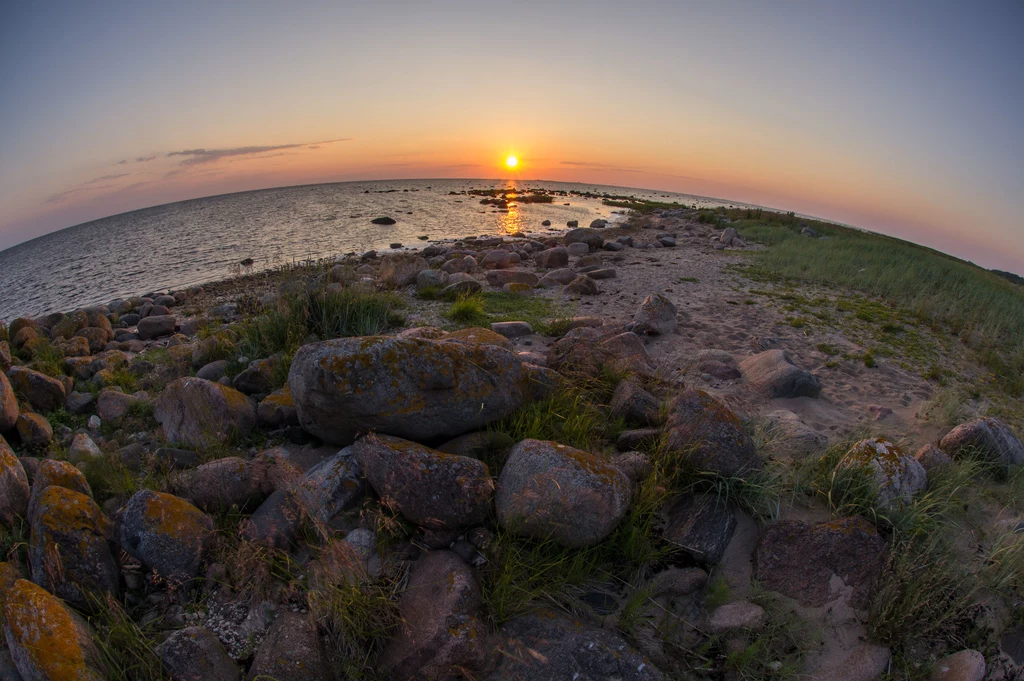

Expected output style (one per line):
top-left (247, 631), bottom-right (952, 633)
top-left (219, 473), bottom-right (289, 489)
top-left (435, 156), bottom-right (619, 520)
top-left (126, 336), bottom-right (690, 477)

top-left (754, 516), bottom-right (886, 608)
top-left (352, 434), bottom-right (492, 531)
top-left (288, 335), bottom-right (525, 445)
top-left (154, 377), bottom-right (257, 449)
top-left (496, 439), bottom-right (631, 548)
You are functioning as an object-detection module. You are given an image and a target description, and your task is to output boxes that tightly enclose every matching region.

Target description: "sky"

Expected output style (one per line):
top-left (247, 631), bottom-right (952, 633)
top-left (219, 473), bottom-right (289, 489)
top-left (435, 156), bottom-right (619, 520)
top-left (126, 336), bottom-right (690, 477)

top-left (1, 0), bottom-right (1021, 272)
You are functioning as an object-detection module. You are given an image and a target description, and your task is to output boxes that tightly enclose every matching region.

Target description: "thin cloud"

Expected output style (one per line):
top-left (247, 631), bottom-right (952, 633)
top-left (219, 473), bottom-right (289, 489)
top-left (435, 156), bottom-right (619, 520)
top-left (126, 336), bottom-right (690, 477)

top-left (167, 138), bottom-right (351, 165)
top-left (136, 155), bottom-right (156, 162)
top-left (560, 160), bottom-right (706, 182)
top-left (85, 173), bottom-right (129, 185)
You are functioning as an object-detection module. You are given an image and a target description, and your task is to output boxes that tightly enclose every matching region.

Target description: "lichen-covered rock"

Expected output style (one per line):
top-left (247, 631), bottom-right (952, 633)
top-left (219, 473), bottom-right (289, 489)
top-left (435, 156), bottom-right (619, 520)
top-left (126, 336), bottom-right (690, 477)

top-left (378, 551), bottom-right (487, 680)
top-left (95, 388), bottom-right (139, 423)
top-left (837, 438), bottom-right (927, 509)
top-left (631, 293), bottom-right (678, 335)
top-left (245, 612), bottom-right (331, 681)
top-left (761, 409), bottom-right (828, 457)
top-left (548, 326), bottom-right (655, 377)
top-left (739, 349), bottom-right (822, 398)
top-left (940, 417), bottom-right (1024, 473)
top-left (915, 443), bottom-right (953, 472)
top-left (0, 371), bottom-right (18, 431)
top-left (239, 490), bottom-right (301, 549)
top-left (661, 493), bottom-right (736, 565)
top-left (496, 439), bottom-right (631, 548)
top-left (119, 490), bottom-right (214, 584)
top-left (609, 377), bottom-right (660, 426)
top-left (486, 611), bottom-right (665, 681)
top-left (28, 486), bottom-right (120, 609)
top-left (485, 270), bottom-right (538, 287)
top-left (2, 578), bottom-right (106, 681)
top-left (170, 456), bottom-right (274, 512)
top-left (231, 358), bottom-right (275, 395)
top-left (7, 366), bottom-right (66, 413)
top-left (50, 310), bottom-right (88, 340)
top-left (352, 435), bottom-right (492, 531)
top-left (440, 327), bottom-right (513, 350)
top-left (154, 377), bottom-right (256, 449)
top-left (0, 440), bottom-right (29, 526)
top-left (27, 459), bottom-right (92, 521)
top-left (754, 516), bottom-right (886, 608)
top-left (15, 413), bottom-right (52, 449)
top-left (379, 253), bottom-right (428, 288)
top-left (665, 390), bottom-right (762, 478)
top-left (256, 386), bottom-right (299, 428)
top-left (157, 626), bottom-right (240, 681)
top-left (288, 335), bottom-right (524, 445)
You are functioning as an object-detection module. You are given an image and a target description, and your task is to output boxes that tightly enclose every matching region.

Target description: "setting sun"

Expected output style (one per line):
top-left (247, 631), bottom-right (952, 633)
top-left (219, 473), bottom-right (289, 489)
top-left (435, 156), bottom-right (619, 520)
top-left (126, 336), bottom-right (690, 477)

top-left (505, 155), bottom-right (518, 169)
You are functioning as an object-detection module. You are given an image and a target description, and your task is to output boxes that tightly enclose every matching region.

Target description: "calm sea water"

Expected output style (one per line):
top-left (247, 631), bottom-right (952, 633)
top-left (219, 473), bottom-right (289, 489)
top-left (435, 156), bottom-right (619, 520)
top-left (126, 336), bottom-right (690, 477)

top-left (0, 179), bottom-right (719, 320)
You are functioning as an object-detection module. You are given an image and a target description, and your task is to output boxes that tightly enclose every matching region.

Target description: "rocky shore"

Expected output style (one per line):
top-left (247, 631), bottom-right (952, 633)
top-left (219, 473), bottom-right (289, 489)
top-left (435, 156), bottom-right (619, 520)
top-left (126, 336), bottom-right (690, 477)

top-left (0, 208), bottom-right (1022, 681)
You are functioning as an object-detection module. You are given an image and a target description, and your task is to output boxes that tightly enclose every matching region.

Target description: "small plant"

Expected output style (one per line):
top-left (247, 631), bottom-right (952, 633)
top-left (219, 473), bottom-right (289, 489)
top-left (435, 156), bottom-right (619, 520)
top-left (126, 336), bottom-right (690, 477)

top-left (86, 593), bottom-right (168, 681)
top-left (445, 294), bottom-right (488, 326)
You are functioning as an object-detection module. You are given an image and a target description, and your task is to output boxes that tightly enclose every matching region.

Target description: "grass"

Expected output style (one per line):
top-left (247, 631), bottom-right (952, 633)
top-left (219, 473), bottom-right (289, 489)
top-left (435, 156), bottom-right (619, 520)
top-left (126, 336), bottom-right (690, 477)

top-left (86, 593), bottom-right (168, 681)
top-left (443, 291), bottom-right (569, 334)
top-left (740, 217), bottom-right (1024, 395)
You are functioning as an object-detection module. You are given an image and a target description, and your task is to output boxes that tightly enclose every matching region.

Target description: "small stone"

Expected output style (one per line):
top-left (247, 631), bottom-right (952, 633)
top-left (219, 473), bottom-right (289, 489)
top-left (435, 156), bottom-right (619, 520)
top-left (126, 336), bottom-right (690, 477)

top-left (707, 602), bottom-right (766, 633)
top-left (930, 649), bottom-right (985, 681)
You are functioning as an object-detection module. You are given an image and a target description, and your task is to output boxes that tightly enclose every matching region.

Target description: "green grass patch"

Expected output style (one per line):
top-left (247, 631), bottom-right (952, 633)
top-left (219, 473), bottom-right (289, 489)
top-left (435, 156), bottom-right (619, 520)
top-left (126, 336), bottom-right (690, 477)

top-left (443, 291), bottom-right (568, 334)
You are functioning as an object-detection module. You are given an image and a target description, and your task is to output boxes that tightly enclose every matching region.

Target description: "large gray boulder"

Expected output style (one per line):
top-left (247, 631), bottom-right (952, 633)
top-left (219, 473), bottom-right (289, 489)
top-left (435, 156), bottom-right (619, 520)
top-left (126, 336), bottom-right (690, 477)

top-left (379, 253), bottom-right (428, 287)
top-left (836, 437), bottom-right (927, 510)
top-left (288, 335), bottom-right (525, 445)
top-left (939, 417), bottom-right (1024, 473)
top-left (137, 314), bottom-right (177, 340)
top-left (486, 612), bottom-right (665, 681)
top-left (289, 448), bottom-right (365, 524)
top-left (563, 228), bottom-right (604, 250)
top-left (739, 349), bottom-right (822, 398)
top-left (665, 390), bottom-right (762, 478)
top-left (154, 377), bottom-right (256, 449)
top-left (496, 439), bottom-right (631, 548)
top-left (352, 435), bottom-right (492, 531)
top-left (378, 551), bottom-right (487, 680)
top-left (120, 490), bottom-right (214, 584)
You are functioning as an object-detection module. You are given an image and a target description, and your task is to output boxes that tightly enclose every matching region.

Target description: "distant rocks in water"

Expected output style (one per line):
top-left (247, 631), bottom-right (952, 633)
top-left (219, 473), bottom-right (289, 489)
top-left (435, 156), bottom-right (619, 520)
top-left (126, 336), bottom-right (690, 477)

top-left (389, 242), bottom-right (402, 249)
top-left (371, 216), bottom-right (397, 225)
top-left (239, 257), bottom-right (254, 267)
top-left (541, 219), bottom-right (551, 226)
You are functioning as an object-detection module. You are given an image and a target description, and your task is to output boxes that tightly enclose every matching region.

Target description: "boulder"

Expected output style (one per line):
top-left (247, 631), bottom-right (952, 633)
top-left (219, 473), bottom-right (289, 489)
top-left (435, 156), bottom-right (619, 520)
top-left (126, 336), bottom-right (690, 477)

top-left (67, 434), bottom-right (102, 464)
top-left (155, 377), bottom-right (256, 449)
top-left (119, 490), bottom-right (213, 584)
top-left (157, 626), bottom-right (240, 681)
top-left (548, 327), bottom-right (654, 377)
top-left (661, 493), bottom-right (736, 565)
top-left (0, 371), bottom-right (19, 431)
top-left (137, 314), bottom-right (177, 340)
top-left (720, 227), bottom-right (739, 245)
top-left (915, 443), bottom-right (953, 472)
top-left (28, 486), bottom-right (120, 608)
top-left (496, 439), bottom-right (631, 548)
top-left (480, 249), bottom-right (513, 269)
top-left (930, 649), bottom-right (985, 681)
top-left (27, 459), bottom-right (92, 519)
top-left (664, 390), bottom-right (761, 478)
top-left (939, 417), bottom-right (1024, 473)
top-left (761, 409), bottom-right (828, 457)
top-left (809, 644), bottom-right (891, 681)
top-left (75, 327), bottom-right (111, 354)
top-left (246, 612), bottom-right (331, 681)
top-left (379, 253), bottom-right (428, 287)
top-left (2, 579), bottom-right (106, 681)
top-left (538, 268), bottom-right (578, 287)
top-left (564, 275), bottom-right (599, 295)
top-left (609, 377), bottom-right (660, 426)
top-left (96, 388), bottom-right (140, 423)
top-left (352, 435), bottom-right (493, 531)
top-left (0, 441), bottom-right (29, 526)
top-left (50, 310), bottom-right (88, 340)
top-left (290, 448), bottom-right (365, 525)
top-left (15, 413), bottom-right (52, 448)
top-left (232, 358), bottom-right (275, 395)
top-left (485, 270), bottom-right (538, 288)
top-left (487, 612), bottom-right (665, 681)
top-left (535, 247), bottom-right (569, 269)
top-left (171, 456), bottom-right (275, 512)
top-left (441, 279), bottom-right (483, 297)
top-left (288, 335), bottom-right (524, 445)
top-left (240, 489), bottom-right (301, 549)
top-left (564, 228), bottom-right (604, 250)
top-left (257, 386), bottom-right (299, 428)
top-left (739, 349), bottom-right (822, 398)
top-left (754, 516), bottom-right (886, 608)
top-left (196, 359), bottom-right (229, 382)
top-left (836, 437), bottom-right (927, 510)
top-left (631, 293), bottom-right (678, 335)
top-left (378, 551), bottom-right (487, 679)
top-left (7, 366), bottom-right (65, 413)
top-left (416, 268), bottom-right (449, 290)
top-left (65, 391), bottom-right (95, 415)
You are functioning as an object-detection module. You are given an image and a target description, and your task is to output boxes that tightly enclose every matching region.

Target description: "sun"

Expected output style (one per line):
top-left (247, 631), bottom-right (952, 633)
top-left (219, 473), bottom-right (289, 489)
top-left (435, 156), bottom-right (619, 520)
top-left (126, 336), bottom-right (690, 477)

top-left (505, 155), bottom-right (518, 169)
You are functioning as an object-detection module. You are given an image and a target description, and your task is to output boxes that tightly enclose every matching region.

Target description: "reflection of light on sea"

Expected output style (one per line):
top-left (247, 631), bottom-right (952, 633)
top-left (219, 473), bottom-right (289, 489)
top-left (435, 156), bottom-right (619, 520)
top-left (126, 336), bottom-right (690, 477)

top-left (499, 202), bottom-right (524, 235)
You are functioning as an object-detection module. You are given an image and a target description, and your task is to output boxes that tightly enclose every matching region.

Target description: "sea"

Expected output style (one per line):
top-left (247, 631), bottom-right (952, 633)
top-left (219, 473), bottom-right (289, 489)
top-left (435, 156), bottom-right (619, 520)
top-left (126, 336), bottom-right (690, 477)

top-left (0, 179), bottom-right (726, 321)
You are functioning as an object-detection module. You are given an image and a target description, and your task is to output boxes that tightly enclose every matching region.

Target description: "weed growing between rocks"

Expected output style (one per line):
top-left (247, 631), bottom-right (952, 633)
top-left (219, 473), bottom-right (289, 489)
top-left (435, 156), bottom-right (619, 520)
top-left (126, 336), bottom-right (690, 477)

top-left (445, 293), bottom-right (488, 326)
top-left (86, 593), bottom-right (168, 681)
